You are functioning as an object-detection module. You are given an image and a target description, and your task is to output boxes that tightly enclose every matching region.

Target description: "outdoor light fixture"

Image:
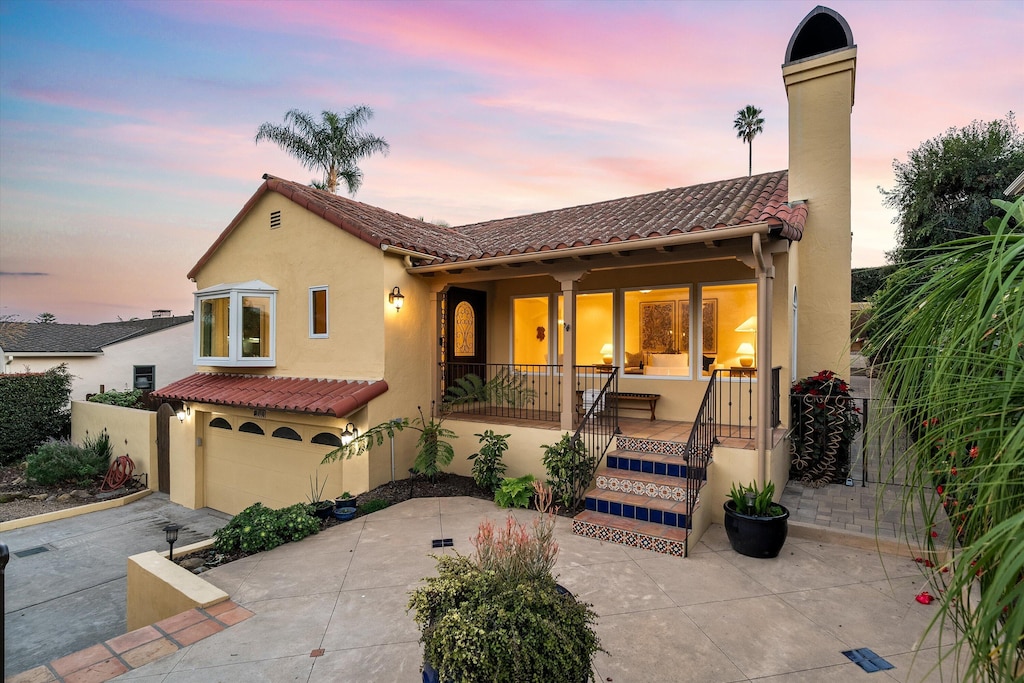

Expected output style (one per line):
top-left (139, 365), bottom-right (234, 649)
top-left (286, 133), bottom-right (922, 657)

top-left (388, 286), bottom-right (405, 312)
top-left (341, 422), bottom-right (359, 446)
top-left (176, 403), bottom-right (189, 423)
top-left (164, 523), bottom-right (181, 561)
top-left (600, 343), bottom-right (614, 364)
top-left (736, 342), bottom-right (756, 368)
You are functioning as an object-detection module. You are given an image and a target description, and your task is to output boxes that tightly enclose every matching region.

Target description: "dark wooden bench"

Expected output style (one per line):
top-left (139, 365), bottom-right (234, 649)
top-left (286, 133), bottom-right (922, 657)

top-left (577, 390), bottom-right (661, 421)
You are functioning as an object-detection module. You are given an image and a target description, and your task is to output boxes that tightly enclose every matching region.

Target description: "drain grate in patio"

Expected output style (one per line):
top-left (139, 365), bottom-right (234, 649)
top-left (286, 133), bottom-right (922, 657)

top-left (13, 545), bottom-right (50, 558)
top-left (842, 648), bottom-right (894, 673)
top-left (431, 538), bottom-right (453, 548)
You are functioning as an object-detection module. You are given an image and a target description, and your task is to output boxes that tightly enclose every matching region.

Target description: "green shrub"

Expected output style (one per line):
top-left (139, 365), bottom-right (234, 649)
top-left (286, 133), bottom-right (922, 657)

top-left (87, 388), bottom-right (144, 408)
top-left (468, 430), bottom-right (509, 491)
top-left (494, 474), bottom-right (535, 508)
top-left (26, 437), bottom-right (110, 486)
top-left (213, 502), bottom-right (320, 555)
top-left (408, 553), bottom-right (602, 683)
top-left (411, 405), bottom-right (456, 480)
top-left (358, 498), bottom-right (389, 514)
top-left (542, 433), bottom-right (597, 511)
top-left (0, 364), bottom-right (73, 464)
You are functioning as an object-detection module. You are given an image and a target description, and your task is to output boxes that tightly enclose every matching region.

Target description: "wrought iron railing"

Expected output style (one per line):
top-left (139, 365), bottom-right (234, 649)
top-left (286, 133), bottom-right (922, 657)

top-left (715, 368), bottom-right (755, 439)
top-left (684, 369), bottom-right (719, 557)
top-left (771, 366), bottom-right (782, 428)
top-left (569, 370), bottom-right (619, 511)
top-left (440, 362), bottom-right (561, 421)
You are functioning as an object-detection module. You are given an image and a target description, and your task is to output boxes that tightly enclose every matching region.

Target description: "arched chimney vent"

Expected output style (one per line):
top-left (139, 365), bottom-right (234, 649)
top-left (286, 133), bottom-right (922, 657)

top-left (785, 6), bottom-right (854, 64)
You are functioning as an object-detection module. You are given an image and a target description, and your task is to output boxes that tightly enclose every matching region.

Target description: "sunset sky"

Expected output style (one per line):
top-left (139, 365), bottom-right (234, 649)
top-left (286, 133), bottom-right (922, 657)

top-left (1, 0), bottom-right (1020, 324)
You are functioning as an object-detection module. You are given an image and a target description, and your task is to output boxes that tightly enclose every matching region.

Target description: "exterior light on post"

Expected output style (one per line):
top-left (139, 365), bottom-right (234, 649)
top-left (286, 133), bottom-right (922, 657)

top-left (164, 523), bottom-right (181, 561)
top-left (176, 403), bottom-right (189, 423)
top-left (388, 286), bottom-right (405, 312)
top-left (341, 422), bottom-right (359, 446)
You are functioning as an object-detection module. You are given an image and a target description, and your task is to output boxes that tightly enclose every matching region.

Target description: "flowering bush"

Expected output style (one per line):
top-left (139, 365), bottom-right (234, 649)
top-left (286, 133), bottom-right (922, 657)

top-left (790, 370), bottom-right (862, 485)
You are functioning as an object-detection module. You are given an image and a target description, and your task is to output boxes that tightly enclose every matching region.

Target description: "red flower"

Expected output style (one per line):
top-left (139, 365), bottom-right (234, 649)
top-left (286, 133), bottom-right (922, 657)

top-left (969, 445), bottom-right (979, 459)
top-left (950, 467), bottom-right (957, 476)
top-left (915, 591), bottom-right (934, 605)
top-left (931, 530), bottom-right (938, 538)
top-left (936, 485), bottom-right (943, 495)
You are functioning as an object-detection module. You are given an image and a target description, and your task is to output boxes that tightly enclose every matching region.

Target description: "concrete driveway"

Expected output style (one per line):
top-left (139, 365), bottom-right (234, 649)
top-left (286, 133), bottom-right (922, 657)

top-left (2, 493), bottom-right (229, 678)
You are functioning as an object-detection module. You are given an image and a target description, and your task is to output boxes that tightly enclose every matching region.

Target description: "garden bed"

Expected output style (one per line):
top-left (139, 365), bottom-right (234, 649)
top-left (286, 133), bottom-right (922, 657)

top-left (0, 463), bottom-right (146, 522)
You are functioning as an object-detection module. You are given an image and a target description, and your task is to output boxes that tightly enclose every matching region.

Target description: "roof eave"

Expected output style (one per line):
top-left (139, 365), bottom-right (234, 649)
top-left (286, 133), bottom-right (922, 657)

top-left (408, 222), bottom-right (775, 274)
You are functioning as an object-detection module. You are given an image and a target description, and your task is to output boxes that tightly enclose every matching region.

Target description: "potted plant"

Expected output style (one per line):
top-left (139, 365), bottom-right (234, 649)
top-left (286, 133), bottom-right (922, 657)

top-left (789, 370), bottom-right (862, 485)
top-left (408, 483), bottom-right (603, 682)
top-left (723, 480), bottom-right (790, 558)
top-left (335, 491), bottom-right (358, 509)
top-left (306, 472), bottom-right (334, 520)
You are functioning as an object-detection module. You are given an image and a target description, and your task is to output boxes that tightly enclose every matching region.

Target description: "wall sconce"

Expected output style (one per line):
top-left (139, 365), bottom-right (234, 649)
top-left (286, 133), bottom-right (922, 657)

top-left (341, 422), bottom-right (359, 446)
top-left (736, 342), bottom-right (756, 368)
top-left (176, 403), bottom-right (189, 423)
top-left (600, 343), bottom-right (614, 365)
top-left (164, 523), bottom-right (181, 560)
top-left (388, 286), bottom-right (405, 312)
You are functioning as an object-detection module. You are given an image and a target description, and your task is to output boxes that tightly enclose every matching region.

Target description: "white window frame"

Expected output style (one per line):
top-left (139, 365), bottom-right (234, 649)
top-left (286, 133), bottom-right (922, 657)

top-left (194, 280), bottom-right (277, 367)
top-left (309, 286), bottom-right (329, 338)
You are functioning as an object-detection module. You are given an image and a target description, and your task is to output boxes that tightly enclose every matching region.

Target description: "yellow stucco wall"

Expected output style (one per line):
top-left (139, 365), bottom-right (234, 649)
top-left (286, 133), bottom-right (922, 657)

top-left (445, 419), bottom-right (563, 482)
top-left (785, 48), bottom-right (856, 381)
top-left (71, 401), bottom-right (156, 487)
top-left (127, 550), bottom-right (227, 631)
top-left (180, 189), bottom-right (436, 512)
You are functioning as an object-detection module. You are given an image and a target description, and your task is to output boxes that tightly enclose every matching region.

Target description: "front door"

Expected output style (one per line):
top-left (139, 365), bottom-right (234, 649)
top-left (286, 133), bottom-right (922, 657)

top-left (444, 287), bottom-right (487, 393)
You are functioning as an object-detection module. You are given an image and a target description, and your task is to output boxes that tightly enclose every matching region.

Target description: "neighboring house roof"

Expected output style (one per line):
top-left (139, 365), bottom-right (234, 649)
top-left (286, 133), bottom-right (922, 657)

top-left (189, 170), bottom-right (806, 276)
top-left (152, 373), bottom-right (389, 419)
top-left (0, 316), bottom-right (193, 354)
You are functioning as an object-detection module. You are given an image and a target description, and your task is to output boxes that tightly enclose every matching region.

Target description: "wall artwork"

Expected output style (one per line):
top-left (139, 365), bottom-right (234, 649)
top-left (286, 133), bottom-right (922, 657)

top-left (702, 298), bottom-right (718, 354)
top-left (640, 301), bottom-right (676, 354)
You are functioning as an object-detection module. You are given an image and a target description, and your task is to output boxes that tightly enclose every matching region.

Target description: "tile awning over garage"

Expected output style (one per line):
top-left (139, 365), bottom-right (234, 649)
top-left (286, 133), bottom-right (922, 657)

top-left (152, 373), bottom-right (388, 418)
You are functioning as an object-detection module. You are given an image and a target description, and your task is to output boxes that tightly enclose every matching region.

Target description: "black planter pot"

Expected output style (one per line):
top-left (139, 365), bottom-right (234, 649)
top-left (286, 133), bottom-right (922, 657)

top-left (313, 502), bottom-right (335, 520)
top-left (723, 501), bottom-right (790, 558)
top-left (336, 497), bottom-right (357, 510)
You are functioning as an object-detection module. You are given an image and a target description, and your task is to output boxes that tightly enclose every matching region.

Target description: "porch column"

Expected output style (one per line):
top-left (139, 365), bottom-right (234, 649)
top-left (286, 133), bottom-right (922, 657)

top-left (555, 275), bottom-right (580, 431)
top-left (752, 236), bottom-right (775, 487)
top-left (429, 286), bottom-right (445, 407)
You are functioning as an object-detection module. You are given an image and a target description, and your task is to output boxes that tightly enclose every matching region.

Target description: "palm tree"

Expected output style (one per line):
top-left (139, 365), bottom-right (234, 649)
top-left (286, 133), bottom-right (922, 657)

top-left (255, 107), bottom-right (389, 195)
top-left (733, 105), bottom-right (765, 176)
top-left (869, 196), bottom-right (1023, 681)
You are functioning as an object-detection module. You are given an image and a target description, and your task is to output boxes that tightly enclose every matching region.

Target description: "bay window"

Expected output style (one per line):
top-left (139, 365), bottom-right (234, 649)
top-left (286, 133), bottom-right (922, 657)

top-left (195, 281), bottom-right (277, 367)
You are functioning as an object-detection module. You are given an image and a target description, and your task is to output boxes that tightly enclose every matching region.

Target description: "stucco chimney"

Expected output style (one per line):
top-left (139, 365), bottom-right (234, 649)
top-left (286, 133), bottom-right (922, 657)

top-left (784, 5), bottom-right (856, 380)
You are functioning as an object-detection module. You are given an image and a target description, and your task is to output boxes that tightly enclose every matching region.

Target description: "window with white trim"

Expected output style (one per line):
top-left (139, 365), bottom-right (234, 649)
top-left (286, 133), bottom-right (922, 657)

top-left (310, 286), bottom-right (328, 338)
top-left (194, 281), bottom-right (277, 367)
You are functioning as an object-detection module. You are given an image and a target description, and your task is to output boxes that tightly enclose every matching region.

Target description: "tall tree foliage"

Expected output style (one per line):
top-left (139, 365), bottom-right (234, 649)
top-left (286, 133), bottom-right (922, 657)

top-left (882, 113), bottom-right (1023, 264)
top-left (255, 107), bottom-right (389, 195)
top-left (733, 105), bottom-right (764, 177)
top-left (869, 197), bottom-right (1023, 681)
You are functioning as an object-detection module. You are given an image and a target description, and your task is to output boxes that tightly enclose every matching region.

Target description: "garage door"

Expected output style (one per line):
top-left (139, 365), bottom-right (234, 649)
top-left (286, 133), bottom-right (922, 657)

top-left (204, 415), bottom-right (341, 515)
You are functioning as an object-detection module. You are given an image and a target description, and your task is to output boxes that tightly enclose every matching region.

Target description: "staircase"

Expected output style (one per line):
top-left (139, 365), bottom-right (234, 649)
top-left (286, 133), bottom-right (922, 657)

top-left (571, 434), bottom-right (708, 557)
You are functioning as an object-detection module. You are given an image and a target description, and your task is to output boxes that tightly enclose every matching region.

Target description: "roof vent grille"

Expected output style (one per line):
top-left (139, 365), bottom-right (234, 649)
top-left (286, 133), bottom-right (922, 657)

top-left (270, 210), bottom-right (282, 229)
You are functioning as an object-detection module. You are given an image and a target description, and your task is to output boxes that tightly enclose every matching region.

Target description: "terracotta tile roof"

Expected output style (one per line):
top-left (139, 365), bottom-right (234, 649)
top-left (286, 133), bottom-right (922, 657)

top-left (190, 170), bottom-right (803, 277)
top-left (151, 373), bottom-right (388, 418)
top-left (0, 316), bottom-right (192, 354)
top-left (451, 170), bottom-right (803, 261)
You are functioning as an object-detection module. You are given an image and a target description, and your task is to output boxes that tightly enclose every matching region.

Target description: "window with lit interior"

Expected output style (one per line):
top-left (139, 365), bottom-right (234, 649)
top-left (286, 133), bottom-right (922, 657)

top-left (194, 281), bottom-right (277, 367)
